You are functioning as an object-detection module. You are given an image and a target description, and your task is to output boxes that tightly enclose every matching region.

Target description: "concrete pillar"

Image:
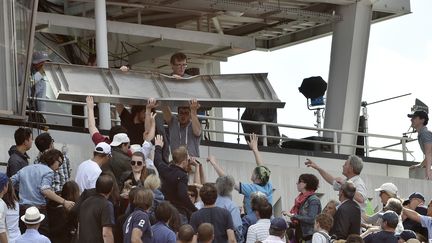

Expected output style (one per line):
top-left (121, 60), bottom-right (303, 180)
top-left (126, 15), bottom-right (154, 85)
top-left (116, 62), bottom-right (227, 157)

top-left (323, 0), bottom-right (372, 155)
top-left (95, 0), bottom-right (111, 130)
top-left (204, 61), bottom-right (224, 142)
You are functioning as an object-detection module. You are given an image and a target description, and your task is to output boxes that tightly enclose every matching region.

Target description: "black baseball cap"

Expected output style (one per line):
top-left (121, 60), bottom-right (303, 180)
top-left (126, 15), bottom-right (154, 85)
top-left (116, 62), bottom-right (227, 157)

top-left (409, 192), bottom-right (425, 202)
top-left (407, 110), bottom-right (428, 120)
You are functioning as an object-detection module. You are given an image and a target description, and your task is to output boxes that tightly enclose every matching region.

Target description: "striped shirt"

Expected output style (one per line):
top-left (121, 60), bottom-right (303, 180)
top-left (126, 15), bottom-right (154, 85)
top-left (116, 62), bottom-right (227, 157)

top-left (246, 218), bottom-right (271, 243)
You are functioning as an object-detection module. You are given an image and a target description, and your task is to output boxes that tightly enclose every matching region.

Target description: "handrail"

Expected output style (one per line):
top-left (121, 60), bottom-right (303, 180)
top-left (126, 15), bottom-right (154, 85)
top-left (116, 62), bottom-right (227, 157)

top-left (26, 97), bottom-right (414, 160)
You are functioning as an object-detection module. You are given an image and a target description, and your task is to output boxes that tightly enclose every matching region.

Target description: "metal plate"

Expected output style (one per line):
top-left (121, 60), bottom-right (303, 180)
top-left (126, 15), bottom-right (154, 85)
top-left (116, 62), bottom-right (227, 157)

top-left (44, 63), bottom-right (285, 108)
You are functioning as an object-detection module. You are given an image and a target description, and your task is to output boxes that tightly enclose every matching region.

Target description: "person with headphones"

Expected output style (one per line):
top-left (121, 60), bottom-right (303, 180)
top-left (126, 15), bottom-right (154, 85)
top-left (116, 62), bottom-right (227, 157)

top-left (408, 110), bottom-right (432, 180)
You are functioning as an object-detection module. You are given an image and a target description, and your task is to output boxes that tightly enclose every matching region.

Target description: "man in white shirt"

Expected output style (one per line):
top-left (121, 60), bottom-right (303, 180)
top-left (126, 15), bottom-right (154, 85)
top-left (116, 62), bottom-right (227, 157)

top-left (305, 155), bottom-right (367, 209)
top-left (75, 142), bottom-right (111, 192)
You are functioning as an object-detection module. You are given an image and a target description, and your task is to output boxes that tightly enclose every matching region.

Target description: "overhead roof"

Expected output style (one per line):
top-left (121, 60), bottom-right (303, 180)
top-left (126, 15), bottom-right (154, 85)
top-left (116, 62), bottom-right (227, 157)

top-left (37, 0), bottom-right (410, 71)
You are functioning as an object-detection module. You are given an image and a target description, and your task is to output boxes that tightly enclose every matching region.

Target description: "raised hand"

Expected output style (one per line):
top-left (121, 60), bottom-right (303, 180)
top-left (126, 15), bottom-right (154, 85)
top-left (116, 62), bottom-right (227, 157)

top-left (146, 98), bottom-right (158, 110)
top-left (86, 96), bottom-right (94, 108)
top-left (155, 134), bottom-right (164, 147)
top-left (206, 155), bottom-right (217, 166)
top-left (304, 159), bottom-right (319, 170)
top-left (189, 99), bottom-right (200, 112)
top-left (247, 133), bottom-right (259, 151)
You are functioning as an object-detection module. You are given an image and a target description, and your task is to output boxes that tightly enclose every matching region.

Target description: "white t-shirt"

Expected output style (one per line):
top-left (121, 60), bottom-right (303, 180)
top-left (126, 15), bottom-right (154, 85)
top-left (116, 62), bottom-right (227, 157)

top-left (333, 175), bottom-right (367, 209)
top-left (6, 201), bottom-right (20, 243)
top-left (75, 159), bottom-right (102, 192)
top-left (0, 199), bottom-right (9, 240)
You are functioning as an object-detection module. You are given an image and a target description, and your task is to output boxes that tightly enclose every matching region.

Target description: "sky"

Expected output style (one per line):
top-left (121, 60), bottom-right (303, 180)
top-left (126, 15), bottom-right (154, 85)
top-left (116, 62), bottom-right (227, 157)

top-left (220, 0), bottom-right (432, 162)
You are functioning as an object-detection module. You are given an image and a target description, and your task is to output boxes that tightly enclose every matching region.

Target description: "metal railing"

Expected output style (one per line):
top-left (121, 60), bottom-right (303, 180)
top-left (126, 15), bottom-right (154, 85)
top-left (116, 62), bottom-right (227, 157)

top-left (26, 97), bottom-right (414, 160)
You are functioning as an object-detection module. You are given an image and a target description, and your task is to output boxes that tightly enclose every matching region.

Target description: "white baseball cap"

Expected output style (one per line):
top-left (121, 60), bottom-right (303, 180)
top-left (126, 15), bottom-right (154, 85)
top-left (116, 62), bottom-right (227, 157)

top-left (94, 142), bottom-right (112, 156)
top-left (110, 133), bottom-right (130, 147)
top-left (375, 182), bottom-right (398, 195)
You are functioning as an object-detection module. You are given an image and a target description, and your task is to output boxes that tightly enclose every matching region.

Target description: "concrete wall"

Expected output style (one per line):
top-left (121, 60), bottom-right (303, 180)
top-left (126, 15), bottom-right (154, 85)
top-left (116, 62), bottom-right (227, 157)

top-left (0, 124), bottom-right (430, 215)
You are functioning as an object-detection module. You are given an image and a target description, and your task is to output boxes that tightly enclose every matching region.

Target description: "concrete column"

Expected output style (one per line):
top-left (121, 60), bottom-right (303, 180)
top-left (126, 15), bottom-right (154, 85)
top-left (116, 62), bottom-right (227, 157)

top-left (204, 61), bottom-right (224, 142)
top-left (95, 0), bottom-right (111, 130)
top-left (323, 0), bottom-right (372, 155)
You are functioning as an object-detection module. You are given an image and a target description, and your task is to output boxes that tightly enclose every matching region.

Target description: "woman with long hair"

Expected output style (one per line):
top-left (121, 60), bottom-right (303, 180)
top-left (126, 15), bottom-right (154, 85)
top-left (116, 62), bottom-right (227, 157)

top-left (3, 179), bottom-right (20, 243)
top-left (283, 174), bottom-right (322, 243)
top-left (48, 180), bottom-right (80, 243)
top-left (120, 152), bottom-right (155, 196)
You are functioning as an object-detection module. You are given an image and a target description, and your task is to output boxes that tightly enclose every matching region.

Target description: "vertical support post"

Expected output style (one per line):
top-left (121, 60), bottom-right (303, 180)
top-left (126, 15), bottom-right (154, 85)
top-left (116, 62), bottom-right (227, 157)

top-left (261, 123), bottom-right (267, 147)
top-left (363, 105), bottom-right (369, 157)
top-left (401, 137), bottom-right (407, 161)
top-left (95, 0), bottom-right (111, 130)
top-left (333, 131), bottom-right (339, 154)
top-left (323, 0), bottom-right (373, 155)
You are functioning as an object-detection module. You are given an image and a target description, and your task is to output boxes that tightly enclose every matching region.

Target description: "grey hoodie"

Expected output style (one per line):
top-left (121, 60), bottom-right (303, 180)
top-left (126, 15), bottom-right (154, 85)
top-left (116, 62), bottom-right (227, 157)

top-left (6, 145), bottom-right (29, 177)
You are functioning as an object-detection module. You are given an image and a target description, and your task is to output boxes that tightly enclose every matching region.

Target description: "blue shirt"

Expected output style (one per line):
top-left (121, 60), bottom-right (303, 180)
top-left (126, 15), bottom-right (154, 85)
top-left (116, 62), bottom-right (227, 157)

top-left (123, 209), bottom-right (152, 243)
top-left (240, 182), bottom-right (273, 215)
top-left (420, 215), bottom-right (432, 240)
top-left (151, 221), bottom-right (176, 243)
top-left (11, 164), bottom-right (53, 206)
top-left (16, 228), bottom-right (51, 243)
top-left (216, 196), bottom-right (242, 233)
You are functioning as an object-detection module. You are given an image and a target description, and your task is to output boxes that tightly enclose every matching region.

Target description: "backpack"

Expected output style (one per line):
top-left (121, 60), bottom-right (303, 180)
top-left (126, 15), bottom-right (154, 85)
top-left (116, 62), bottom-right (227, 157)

top-left (315, 231), bottom-right (334, 243)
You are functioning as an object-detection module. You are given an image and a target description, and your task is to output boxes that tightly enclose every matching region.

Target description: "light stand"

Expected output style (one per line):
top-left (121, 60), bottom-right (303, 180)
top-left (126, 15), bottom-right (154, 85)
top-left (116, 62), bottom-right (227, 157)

top-left (307, 96), bottom-right (325, 136)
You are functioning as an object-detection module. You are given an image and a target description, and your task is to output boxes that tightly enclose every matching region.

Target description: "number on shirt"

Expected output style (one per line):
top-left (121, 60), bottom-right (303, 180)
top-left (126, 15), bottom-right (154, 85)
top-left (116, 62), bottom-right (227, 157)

top-left (138, 219), bottom-right (145, 227)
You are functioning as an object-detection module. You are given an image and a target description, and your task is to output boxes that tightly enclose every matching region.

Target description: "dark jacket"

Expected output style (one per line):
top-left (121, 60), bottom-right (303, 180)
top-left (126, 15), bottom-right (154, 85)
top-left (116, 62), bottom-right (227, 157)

top-left (102, 147), bottom-right (131, 184)
top-left (153, 145), bottom-right (197, 218)
top-left (330, 199), bottom-right (361, 239)
top-left (6, 145), bottom-right (29, 177)
top-left (119, 168), bottom-right (156, 191)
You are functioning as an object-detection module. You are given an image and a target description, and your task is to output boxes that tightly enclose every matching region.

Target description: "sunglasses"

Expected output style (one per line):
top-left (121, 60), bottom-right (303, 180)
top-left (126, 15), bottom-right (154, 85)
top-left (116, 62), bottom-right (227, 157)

top-left (131, 160), bottom-right (143, 166)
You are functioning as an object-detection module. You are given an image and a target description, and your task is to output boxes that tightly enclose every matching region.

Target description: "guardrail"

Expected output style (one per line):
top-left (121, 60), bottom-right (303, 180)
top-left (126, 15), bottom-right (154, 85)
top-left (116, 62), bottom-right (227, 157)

top-left (27, 97), bottom-right (414, 160)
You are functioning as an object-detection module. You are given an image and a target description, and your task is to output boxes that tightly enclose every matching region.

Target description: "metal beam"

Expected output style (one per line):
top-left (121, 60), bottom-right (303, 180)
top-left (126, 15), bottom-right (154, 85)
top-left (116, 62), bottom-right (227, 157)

top-left (43, 63), bottom-right (285, 109)
top-left (36, 12), bottom-right (256, 51)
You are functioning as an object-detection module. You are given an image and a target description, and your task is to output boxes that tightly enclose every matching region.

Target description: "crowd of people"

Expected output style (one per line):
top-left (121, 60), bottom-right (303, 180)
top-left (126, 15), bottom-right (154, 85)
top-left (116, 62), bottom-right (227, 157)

top-left (3, 51), bottom-right (430, 243)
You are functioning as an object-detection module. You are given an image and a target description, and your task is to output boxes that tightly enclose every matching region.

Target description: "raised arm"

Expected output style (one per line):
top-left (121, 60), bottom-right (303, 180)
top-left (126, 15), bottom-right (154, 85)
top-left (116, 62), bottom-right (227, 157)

top-left (144, 98), bottom-right (158, 142)
top-left (189, 99), bottom-right (202, 137)
top-left (402, 207), bottom-right (422, 223)
top-left (153, 135), bottom-right (169, 175)
top-left (161, 103), bottom-right (173, 124)
top-left (86, 96), bottom-right (99, 137)
top-left (190, 158), bottom-right (202, 185)
top-left (144, 112), bottom-right (156, 143)
top-left (207, 155), bottom-right (226, 177)
top-left (304, 159), bottom-right (335, 185)
top-left (247, 133), bottom-right (263, 166)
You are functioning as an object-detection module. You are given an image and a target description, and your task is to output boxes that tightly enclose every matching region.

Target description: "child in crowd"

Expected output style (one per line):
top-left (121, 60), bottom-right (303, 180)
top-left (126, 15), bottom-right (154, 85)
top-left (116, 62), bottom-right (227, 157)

top-left (312, 213), bottom-right (333, 243)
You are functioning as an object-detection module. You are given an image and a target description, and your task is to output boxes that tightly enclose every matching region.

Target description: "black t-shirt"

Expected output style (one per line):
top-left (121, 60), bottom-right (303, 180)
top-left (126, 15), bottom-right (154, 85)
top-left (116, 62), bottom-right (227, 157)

top-left (78, 194), bottom-right (115, 243)
top-left (190, 207), bottom-right (235, 243)
top-left (403, 206), bottom-right (429, 238)
top-left (120, 109), bottom-right (170, 162)
top-left (364, 230), bottom-right (397, 243)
